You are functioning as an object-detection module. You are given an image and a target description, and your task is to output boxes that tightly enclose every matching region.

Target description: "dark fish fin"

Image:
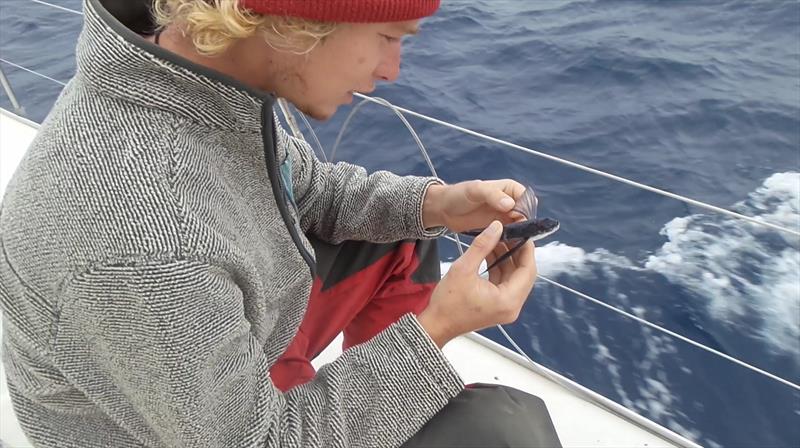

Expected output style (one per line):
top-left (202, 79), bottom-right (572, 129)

top-left (512, 186), bottom-right (538, 220)
top-left (463, 185), bottom-right (539, 239)
top-left (481, 239), bottom-right (528, 274)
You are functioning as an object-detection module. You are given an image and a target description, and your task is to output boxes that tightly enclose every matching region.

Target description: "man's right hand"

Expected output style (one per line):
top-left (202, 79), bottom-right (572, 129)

top-left (417, 221), bottom-right (537, 348)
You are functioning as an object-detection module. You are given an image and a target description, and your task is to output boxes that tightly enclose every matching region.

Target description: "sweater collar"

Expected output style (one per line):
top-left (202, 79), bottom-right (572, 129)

top-left (79, 0), bottom-right (276, 132)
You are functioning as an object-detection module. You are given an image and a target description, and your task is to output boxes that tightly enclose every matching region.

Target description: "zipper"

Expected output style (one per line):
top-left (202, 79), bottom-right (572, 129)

top-left (279, 154), bottom-right (301, 216)
top-left (260, 104), bottom-right (316, 276)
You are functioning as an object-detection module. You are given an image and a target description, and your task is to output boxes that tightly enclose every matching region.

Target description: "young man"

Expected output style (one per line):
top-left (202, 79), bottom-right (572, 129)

top-left (0, 0), bottom-right (560, 446)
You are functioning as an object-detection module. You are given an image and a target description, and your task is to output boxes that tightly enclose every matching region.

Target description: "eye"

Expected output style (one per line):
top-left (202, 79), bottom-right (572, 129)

top-left (381, 34), bottom-right (401, 43)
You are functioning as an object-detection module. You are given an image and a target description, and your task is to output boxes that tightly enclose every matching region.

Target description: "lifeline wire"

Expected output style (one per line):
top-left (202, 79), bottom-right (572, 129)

top-left (30, 0), bottom-right (82, 15)
top-left (290, 95), bottom-right (531, 364)
top-left (295, 105), bottom-right (329, 163)
top-left (354, 93), bottom-right (800, 238)
top-left (24, 0), bottom-right (800, 238)
top-left (0, 66), bottom-right (24, 114)
top-left (332, 95), bottom-right (800, 392)
top-left (277, 98), bottom-right (327, 162)
top-left (356, 94), bottom-right (800, 391)
top-left (443, 233), bottom-right (800, 392)
top-left (0, 58), bottom-right (67, 87)
top-left (331, 96), bottom-right (439, 179)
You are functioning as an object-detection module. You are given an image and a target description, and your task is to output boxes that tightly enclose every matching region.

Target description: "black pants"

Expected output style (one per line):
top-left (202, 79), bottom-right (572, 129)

top-left (402, 384), bottom-right (562, 448)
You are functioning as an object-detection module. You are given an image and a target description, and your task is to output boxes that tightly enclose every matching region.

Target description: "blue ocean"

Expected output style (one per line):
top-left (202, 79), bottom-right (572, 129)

top-left (1, 1), bottom-right (798, 446)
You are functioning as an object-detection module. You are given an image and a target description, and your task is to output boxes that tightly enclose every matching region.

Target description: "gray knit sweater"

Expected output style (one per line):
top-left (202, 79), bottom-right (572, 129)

top-left (0, 0), bottom-right (464, 446)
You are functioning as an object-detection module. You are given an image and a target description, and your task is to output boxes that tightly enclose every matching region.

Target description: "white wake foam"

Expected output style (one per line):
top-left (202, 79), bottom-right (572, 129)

top-left (437, 172), bottom-right (797, 442)
top-left (440, 173), bottom-right (799, 357)
top-left (440, 241), bottom-right (635, 279)
top-left (645, 172), bottom-right (800, 356)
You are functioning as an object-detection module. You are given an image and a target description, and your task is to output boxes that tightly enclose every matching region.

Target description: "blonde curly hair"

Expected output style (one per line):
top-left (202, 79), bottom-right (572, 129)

top-left (152, 0), bottom-right (338, 56)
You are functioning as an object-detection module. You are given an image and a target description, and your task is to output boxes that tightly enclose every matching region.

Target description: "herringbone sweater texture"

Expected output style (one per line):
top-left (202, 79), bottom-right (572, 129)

top-left (0, 1), bottom-right (464, 446)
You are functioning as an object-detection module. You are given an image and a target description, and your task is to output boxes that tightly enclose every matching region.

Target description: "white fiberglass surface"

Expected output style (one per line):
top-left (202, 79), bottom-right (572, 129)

top-left (313, 332), bottom-right (692, 448)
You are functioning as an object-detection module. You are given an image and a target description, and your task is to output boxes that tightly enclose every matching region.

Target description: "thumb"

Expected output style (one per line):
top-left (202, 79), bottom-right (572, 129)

top-left (491, 190), bottom-right (516, 212)
top-left (457, 221), bottom-right (503, 272)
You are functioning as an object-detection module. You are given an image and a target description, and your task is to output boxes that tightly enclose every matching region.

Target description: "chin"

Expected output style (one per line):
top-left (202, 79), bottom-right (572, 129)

top-left (292, 102), bottom-right (336, 121)
top-left (309, 109), bottom-right (336, 121)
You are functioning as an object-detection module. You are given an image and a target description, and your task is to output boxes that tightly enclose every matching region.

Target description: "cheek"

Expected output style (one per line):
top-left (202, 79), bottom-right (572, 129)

top-left (349, 38), bottom-right (383, 72)
top-left (281, 69), bottom-right (309, 95)
top-left (296, 57), bottom-right (334, 95)
top-left (382, 41), bottom-right (402, 70)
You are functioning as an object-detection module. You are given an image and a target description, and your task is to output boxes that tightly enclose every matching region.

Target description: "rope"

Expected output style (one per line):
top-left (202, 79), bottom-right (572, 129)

top-left (353, 93), bottom-right (800, 238)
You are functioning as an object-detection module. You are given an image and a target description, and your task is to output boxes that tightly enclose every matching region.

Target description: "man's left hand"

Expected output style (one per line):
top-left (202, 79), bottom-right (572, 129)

top-left (422, 179), bottom-right (527, 232)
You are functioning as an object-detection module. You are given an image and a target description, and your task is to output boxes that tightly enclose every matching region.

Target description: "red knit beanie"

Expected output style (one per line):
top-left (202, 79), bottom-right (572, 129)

top-left (239, 0), bottom-right (441, 23)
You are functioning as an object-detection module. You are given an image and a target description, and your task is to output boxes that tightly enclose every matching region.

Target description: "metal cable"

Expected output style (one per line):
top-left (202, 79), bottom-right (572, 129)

top-left (9, 5), bottom-right (798, 238)
top-left (443, 233), bottom-right (800, 391)
top-left (354, 93), bottom-right (800, 238)
top-left (0, 66), bottom-right (24, 114)
top-left (276, 98), bottom-right (330, 162)
top-left (30, 0), bottom-right (82, 15)
top-left (295, 108), bottom-right (328, 163)
top-left (0, 58), bottom-right (67, 86)
top-left (338, 94), bottom-right (800, 391)
top-left (331, 96), bottom-right (439, 179)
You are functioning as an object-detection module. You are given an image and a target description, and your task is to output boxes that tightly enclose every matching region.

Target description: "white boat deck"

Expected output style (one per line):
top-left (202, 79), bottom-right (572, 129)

top-left (0, 109), bottom-right (701, 447)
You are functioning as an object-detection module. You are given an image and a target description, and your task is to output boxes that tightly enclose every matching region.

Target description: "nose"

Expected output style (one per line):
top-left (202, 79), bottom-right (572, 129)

top-left (374, 42), bottom-right (402, 82)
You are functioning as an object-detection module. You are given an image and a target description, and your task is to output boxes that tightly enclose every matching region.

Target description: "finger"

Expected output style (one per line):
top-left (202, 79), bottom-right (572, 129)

top-left (486, 179), bottom-right (525, 197)
top-left (453, 220), bottom-right (502, 274)
top-left (499, 243), bottom-right (537, 301)
top-left (493, 241), bottom-right (509, 254)
top-left (513, 240), bottom-right (536, 274)
top-left (492, 187), bottom-right (516, 212)
top-left (487, 249), bottom-right (501, 284)
top-left (500, 179), bottom-right (526, 201)
top-left (475, 275), bottom-right (501, 302)
top-left (487, 241), bottom-right (510, 283)
top-left (509, 211), bottom-right (527, 222)
top-left (467, 180), bottom-right (516, 212)
top-left (496, 241), bottom-right (522, 281)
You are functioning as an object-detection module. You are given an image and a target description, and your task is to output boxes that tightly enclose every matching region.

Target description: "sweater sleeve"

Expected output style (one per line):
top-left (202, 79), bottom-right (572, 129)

top-left (285, 135), bottom-right (446, 244)
top-left (54, 259), bottom-right (463, 448)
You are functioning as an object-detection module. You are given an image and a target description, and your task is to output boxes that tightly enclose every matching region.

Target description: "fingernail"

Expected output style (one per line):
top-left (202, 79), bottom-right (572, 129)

top-left (500, 197), bottom-right (514, 209)
top-left (489, 220), bottom-right (502, 235)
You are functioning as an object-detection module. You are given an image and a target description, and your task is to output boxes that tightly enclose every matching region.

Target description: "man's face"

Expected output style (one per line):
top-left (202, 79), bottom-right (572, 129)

top-left (267, 20), bottom-right (420, 120)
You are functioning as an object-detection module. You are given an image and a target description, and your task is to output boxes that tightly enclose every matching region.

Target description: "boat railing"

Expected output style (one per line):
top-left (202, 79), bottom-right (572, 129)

top-left (0, 67), bottom-right (23, 116)
top-left (280, 93), bottom-right (800, 393)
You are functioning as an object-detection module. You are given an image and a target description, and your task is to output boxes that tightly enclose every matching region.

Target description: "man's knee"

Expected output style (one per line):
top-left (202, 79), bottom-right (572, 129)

top-left (402, 384), bottom-right (562, 448)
